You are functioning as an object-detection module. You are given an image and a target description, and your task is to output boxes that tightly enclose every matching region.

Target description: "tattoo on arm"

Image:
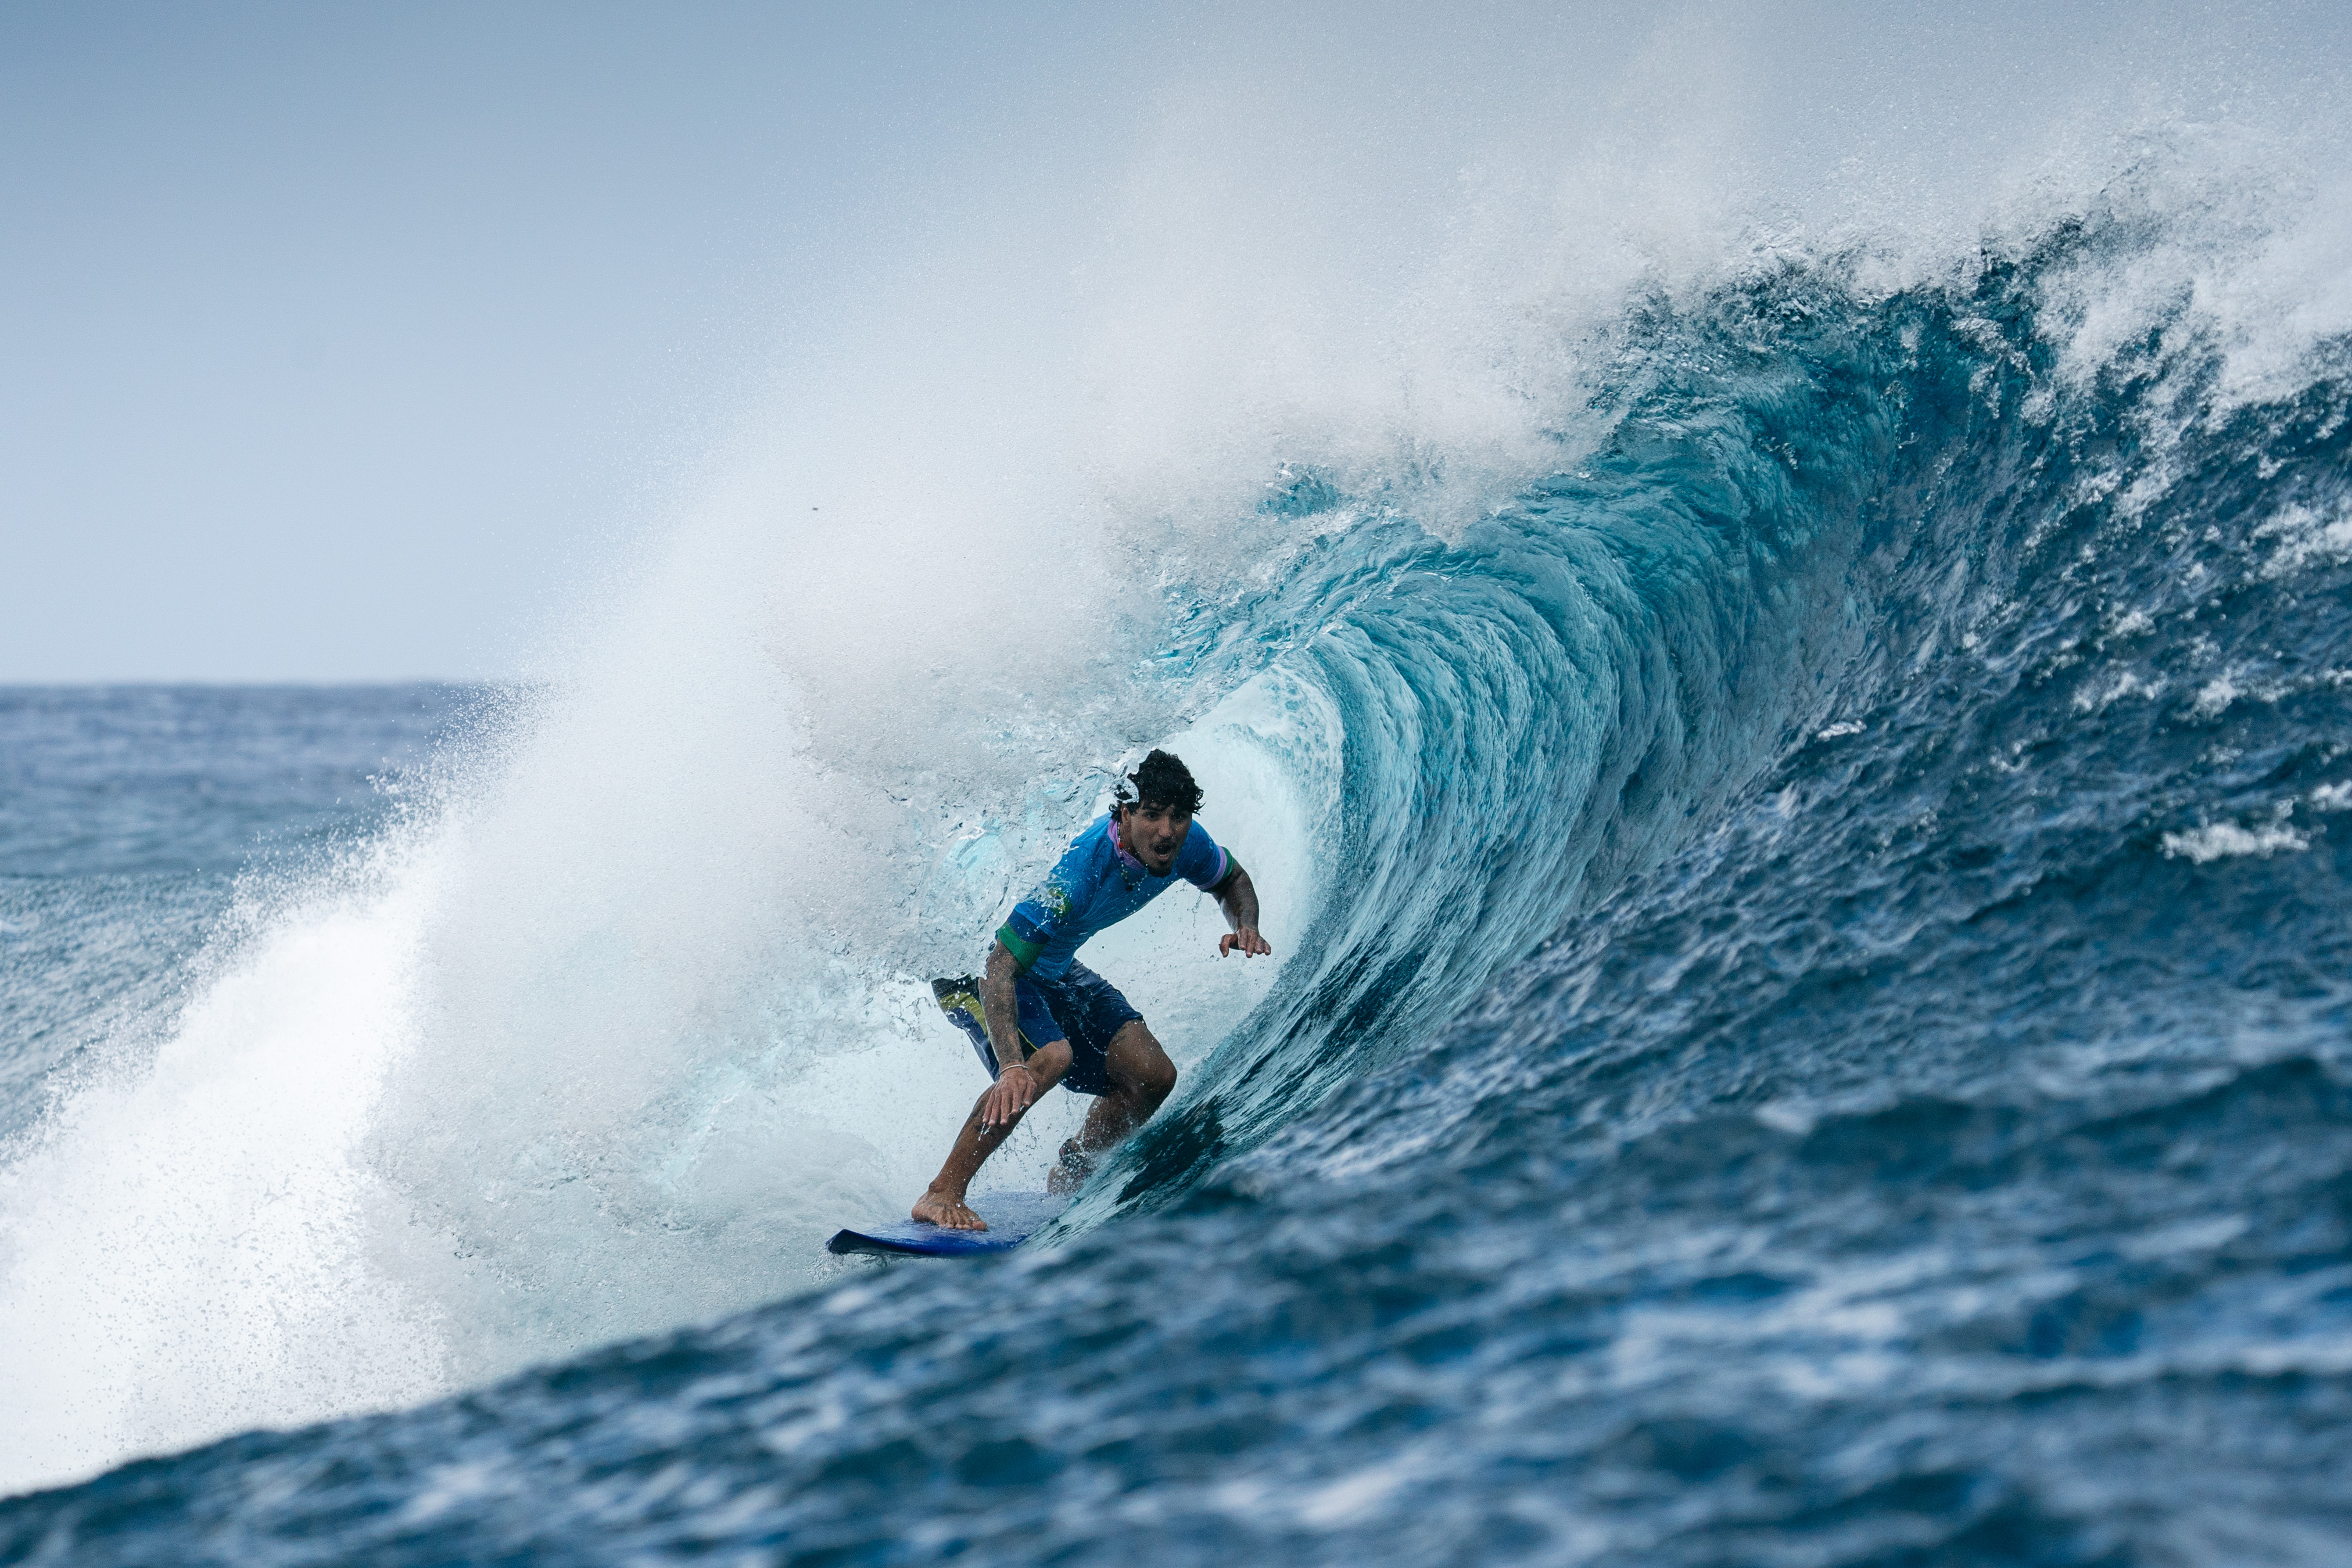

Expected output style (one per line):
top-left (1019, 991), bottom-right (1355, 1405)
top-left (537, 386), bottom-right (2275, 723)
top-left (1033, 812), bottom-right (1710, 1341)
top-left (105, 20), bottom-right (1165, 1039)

top-left (1217, 865), bottom-right (1260, 931)
top-left (983, 941), bottom-right (1025, 1076)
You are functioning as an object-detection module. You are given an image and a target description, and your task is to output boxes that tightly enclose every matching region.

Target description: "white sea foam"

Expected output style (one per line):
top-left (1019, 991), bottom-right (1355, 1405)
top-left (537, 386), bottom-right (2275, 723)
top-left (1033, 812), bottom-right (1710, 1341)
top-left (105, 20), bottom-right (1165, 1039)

top-left (0, 872), bottom-right (446, 1487)
top-left (2076, 670), bottom-right (2166, 714)
top-left (2160, 822), bottom-right (2310, 863)
top-left (2191, 673), bottom-right (2243, 720)
top-left (2256, 502), bottom-right (2352, 580)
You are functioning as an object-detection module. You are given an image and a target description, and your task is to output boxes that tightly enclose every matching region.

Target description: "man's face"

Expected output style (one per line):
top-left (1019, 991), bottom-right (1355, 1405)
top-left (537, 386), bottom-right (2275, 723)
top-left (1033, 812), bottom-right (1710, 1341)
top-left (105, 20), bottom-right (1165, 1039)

top-left (1118, 802), bottom-right (1193, 876)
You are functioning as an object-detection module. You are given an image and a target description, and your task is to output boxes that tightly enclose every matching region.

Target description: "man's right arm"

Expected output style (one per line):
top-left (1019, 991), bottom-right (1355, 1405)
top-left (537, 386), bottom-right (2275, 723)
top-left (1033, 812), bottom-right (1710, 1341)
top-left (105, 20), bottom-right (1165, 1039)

top-left (977, 940), bottom-right (1042, 1131)
top-left (982, 939), bottom-right (1027, 1078)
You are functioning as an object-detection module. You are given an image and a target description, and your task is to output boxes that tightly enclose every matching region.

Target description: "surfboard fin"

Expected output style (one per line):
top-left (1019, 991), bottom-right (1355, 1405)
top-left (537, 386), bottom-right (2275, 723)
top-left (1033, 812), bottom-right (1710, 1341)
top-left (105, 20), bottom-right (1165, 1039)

top-left (930, 976), bottom-right (1036, 1078)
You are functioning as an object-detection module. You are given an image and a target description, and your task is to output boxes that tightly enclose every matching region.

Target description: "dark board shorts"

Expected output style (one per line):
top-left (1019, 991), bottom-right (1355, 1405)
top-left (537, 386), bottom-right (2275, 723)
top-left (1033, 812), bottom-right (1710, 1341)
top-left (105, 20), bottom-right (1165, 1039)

top-left (1015, 962), bottom-right (1142, 1097)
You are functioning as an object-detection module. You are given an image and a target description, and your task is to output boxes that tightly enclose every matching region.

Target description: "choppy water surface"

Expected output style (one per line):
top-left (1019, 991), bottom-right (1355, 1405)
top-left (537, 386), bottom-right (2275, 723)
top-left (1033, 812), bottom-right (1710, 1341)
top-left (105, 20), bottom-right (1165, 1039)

top-left (7, 170), bottom-right (2352, 1568)
top-left (0, 687), bottom-right (473, 1131)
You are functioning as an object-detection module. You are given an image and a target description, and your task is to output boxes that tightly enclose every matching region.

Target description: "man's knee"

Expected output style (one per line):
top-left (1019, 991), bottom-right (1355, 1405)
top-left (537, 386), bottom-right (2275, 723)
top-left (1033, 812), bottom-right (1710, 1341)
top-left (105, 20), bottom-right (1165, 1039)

top-left (1028, 1037), bottom-right (1073, 1086)
top-left (1137, 1054), bottom-right (1177, 1103)
top-left (1112, 1021), bottom-right (1177, 1103)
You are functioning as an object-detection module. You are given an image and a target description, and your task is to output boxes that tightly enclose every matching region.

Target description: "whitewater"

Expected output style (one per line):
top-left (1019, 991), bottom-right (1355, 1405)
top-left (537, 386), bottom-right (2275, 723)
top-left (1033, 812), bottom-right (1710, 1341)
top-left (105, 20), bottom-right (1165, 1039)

top-left (7, 6), bottom-right (2352, 1562)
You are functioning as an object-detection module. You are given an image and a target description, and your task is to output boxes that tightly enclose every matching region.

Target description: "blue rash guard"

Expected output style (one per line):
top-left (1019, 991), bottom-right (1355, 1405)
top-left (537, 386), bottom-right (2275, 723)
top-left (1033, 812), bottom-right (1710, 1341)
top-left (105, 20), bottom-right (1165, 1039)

top-left (959, 813), bottom-right (1237, 1096)
top-left (996, 815), bottom-right (1234, 980)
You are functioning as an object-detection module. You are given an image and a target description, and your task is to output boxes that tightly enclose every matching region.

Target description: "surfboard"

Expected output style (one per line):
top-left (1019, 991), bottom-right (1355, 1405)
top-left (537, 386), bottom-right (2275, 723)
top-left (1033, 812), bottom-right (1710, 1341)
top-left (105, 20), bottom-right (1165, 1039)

top-left (822, 982), bottom-right (1060, 1258)
top-left (825, 1192), bottom-right (1064, 1257)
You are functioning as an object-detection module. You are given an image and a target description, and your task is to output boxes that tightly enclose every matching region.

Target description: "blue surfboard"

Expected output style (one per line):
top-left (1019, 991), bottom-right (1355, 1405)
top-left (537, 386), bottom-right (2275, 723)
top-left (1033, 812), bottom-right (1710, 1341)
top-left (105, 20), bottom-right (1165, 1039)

top-left (826, 1192), bottom-right (1064, 1257)
top-left (823, 980), bottom-right (1061, 1258)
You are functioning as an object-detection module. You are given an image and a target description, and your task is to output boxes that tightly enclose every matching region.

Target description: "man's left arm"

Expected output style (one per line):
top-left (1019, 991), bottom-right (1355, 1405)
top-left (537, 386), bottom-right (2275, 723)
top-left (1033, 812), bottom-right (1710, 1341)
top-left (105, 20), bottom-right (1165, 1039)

top-left (1213, 864), bottom-right (1271, 957)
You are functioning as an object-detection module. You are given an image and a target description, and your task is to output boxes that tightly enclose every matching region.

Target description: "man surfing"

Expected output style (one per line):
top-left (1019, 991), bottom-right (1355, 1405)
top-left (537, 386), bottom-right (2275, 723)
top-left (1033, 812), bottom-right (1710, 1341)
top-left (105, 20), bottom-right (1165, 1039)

top-left (913, 749), bottom-right (1270, 1230)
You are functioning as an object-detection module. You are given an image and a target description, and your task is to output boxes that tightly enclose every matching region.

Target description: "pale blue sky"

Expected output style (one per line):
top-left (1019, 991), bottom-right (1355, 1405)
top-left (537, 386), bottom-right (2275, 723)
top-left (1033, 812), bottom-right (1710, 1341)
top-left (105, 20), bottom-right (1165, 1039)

top-left (2, 1), bottom-right (1137, 680)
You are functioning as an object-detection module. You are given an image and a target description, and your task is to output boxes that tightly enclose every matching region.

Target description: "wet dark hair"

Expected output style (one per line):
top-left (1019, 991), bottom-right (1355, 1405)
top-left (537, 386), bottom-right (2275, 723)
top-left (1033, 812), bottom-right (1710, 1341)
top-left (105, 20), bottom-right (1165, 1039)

top-left (1117, 749), bottom-right (1203, 815)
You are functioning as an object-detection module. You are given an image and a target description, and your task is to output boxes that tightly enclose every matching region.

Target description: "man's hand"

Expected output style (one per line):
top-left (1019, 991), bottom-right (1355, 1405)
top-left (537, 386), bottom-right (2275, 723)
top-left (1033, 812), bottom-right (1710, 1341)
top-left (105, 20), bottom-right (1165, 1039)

top-left (1219, 926), bottom-right (1272, 957)
top-left (980, 1061), bottom-right (1042, 1131)
top-left (1213, 866), bottom-right (1269, 957)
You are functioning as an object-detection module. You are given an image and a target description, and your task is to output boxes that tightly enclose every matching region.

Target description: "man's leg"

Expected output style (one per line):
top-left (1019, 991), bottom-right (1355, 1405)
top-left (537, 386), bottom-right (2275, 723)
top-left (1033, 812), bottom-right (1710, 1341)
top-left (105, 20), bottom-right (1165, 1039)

top-left (914, 1038), bottom-right (1072, 1230)
top-left (1051, 1019), bottom-right (1177, 1191)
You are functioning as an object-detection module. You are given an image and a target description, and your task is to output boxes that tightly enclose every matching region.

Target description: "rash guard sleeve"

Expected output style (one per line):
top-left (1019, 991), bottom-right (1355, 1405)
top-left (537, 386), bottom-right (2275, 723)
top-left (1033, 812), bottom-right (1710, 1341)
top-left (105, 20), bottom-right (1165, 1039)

top-left (1175, 821), bottom-right (1231, 893)
top-left (996, 835), bottom-right (1097, 972)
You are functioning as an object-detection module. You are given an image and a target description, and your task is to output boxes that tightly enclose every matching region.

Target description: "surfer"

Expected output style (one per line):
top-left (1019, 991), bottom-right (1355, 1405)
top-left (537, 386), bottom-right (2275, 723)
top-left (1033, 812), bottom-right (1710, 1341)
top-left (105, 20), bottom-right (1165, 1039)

top-left (913, 749), bottom-right (1270, 1230)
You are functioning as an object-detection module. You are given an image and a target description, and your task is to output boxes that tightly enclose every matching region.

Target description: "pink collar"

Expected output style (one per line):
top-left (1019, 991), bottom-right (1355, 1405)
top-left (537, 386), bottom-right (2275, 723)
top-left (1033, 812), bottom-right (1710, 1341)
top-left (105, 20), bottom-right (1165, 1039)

top-left (1108, 816), bottom-right (1147, 873)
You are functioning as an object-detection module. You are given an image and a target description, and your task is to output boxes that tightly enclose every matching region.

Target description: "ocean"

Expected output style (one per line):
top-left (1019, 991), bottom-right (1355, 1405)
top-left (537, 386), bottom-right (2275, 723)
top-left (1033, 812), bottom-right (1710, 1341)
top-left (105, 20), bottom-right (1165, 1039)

top-left (6, 139), bottom-right (2352, 1564)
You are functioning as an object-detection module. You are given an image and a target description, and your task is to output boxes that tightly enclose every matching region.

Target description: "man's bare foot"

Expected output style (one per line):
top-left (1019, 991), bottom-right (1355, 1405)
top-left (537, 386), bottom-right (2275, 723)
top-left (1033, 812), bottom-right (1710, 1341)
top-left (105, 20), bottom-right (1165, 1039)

top-left (912, 1189), bottom-right (987, 1230)
top-left (1046, 1138), bottom-right (1097, 1197)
